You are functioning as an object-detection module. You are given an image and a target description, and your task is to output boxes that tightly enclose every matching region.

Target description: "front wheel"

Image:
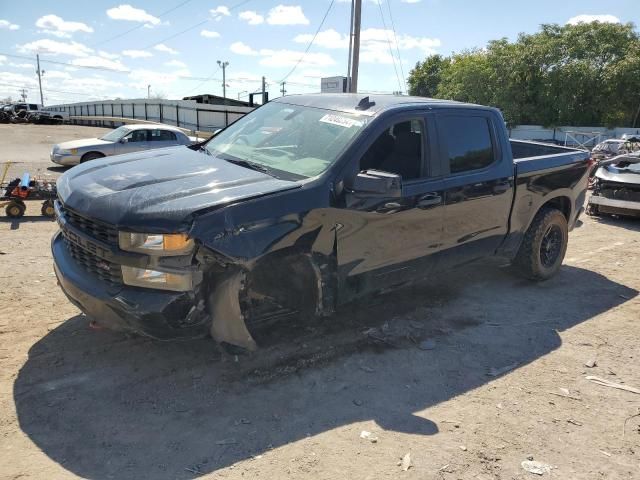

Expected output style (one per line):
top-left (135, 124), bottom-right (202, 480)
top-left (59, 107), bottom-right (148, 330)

top-left (80, 152), bottom-right (104, 163)
top-left (5, 201), bottom-right (26, 218)
top-left (513, 207), bottom-right (568, 281)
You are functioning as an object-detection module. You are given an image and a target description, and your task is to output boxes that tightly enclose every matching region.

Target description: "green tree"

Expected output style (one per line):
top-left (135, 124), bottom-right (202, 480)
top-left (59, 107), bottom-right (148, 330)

top-left (407, 21), bottom-right (640, 127)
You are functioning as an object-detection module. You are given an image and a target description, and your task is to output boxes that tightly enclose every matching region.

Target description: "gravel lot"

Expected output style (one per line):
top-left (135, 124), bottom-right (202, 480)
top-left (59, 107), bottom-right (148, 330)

top-left (1, 124), bottom-right (639, 479)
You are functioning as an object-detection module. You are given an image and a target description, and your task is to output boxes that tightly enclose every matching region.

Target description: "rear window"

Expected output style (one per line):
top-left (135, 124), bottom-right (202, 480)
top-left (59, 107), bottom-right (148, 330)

top-left (150, 129), bottom-right (177, 141)
top-left (440, 115), bottom-right (495, 174)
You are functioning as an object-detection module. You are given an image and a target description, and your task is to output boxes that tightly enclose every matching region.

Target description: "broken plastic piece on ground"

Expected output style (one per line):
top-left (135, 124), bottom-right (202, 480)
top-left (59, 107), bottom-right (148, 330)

top-left (521, 460), bottom-right (551, 475)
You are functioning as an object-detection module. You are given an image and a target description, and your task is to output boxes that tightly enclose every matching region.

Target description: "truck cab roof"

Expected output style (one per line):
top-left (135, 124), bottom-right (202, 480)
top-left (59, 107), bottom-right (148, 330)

top-left (272, 93), bottom-right (493, 116)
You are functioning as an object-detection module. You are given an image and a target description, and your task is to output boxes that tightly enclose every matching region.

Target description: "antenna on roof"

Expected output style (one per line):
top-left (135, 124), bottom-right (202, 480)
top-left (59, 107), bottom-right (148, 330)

top-left (356, 96), bottom-right (375, 110)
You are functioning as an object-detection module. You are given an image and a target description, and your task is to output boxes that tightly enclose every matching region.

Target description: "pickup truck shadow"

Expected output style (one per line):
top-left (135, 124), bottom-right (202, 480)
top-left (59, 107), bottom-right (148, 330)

top-left (13, 264), bottom-right (637, 479)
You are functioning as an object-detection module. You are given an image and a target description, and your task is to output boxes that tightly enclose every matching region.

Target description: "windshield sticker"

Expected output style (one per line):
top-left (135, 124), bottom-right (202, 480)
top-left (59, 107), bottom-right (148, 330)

top-left (319, 114), bottom-right (363, 128)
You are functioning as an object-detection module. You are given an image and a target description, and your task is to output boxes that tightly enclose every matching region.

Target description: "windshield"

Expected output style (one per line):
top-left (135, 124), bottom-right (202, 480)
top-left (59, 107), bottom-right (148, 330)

top-left (204, 102), bottom-right (368, 179)
top-left (100, 126), bottom-right (131, 142)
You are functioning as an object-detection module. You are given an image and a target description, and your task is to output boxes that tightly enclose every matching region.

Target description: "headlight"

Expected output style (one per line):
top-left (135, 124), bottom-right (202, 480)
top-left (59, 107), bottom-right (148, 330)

top-left (118, 232), bottom-right (194, 255)
top-left (121, 266), bottom-right (194, 291)
top-left (57, 148), bottom-right (78, 155)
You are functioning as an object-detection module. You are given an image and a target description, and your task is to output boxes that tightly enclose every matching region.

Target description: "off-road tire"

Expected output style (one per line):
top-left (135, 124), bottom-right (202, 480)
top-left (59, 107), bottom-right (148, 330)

top-left (513, 207), bottom-right (568, 281)
top-left (5, 201), bottom-right (26, 218)
top-left (80, 152), bottom-right (104, 163)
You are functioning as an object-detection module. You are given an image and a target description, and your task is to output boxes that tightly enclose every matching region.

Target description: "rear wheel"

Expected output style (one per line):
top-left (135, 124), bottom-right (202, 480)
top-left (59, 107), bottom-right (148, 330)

top-left (80, 152), bottom-right (104, 163)
top-left (41, 200), bottom-right (55, 218)
top-left (5, 201), bottom-right (26, 218)
top-left (513, 207), bottom-right (568, 281)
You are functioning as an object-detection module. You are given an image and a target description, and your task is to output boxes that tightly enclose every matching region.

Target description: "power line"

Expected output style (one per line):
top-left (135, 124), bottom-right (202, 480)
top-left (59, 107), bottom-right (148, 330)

top-left (385, 0), bottom-right (407, 93)
top-left (91, 0), bottom-right (194, 48)
top-left (376, 0), bottom-right (403, 93)
top-left (277, 0), bottom-right (336, 83)
top-left (141, 0), bottom-right (253, 51)
top-left (0, 82), bottom-right (111, 98)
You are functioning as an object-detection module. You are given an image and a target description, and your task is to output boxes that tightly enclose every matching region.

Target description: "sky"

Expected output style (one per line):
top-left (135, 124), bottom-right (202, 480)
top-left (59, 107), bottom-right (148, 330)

top-left (0, 0), bottom-right (639, 105)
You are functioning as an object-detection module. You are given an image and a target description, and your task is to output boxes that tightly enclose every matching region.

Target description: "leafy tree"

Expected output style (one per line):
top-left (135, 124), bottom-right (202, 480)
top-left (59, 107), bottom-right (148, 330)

top-left (407, 22), bottom-right (640, 127)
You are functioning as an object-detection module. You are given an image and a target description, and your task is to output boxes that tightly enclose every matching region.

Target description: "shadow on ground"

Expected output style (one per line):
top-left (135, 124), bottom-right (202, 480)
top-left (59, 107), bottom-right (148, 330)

top-left (13, 263), bottom-right (637, 479)
top-left (0, 216), bottom-right (55, 230)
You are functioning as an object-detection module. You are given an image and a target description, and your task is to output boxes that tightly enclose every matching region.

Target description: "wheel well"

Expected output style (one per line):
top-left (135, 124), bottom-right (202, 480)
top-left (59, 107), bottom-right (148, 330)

top-left (247, 250), bottom-right (321, 313)
top-left (540, 196), bottom-right (571, 221)
top-left (81, 151), bottom-right (105, 161)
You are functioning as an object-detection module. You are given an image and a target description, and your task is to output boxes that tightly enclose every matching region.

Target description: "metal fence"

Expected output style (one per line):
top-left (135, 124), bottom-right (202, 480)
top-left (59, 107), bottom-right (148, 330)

top-left (45, 99), bottom-right (254, 133)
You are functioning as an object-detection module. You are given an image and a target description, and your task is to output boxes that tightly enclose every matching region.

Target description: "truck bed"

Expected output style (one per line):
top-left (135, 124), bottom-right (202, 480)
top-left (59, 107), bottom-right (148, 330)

top-left (510, 139), bottom-right (589, 175)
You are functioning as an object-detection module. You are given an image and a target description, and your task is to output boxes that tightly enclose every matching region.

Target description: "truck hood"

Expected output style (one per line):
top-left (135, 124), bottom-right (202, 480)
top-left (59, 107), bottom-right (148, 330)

top-left (55, 138), bottom-right (113, 150)
top-left (56, 146), bottom-right (300, 230)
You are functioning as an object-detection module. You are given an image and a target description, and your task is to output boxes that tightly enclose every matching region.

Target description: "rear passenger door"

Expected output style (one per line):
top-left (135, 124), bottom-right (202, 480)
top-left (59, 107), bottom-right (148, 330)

top-left (149, 129), bottom-right (181, 149)
top-left (436, 111), bottom-right (514, 267)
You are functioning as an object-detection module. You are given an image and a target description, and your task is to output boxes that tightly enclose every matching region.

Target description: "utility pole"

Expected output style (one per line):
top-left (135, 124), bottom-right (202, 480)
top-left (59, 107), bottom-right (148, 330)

top-left (19, 88), bottom-right (27, 102)
top-left (280, 81), bottom-right (286, 97)
top-left (346, 0), bottom-right (355, 92)
top-left (261, 76), bottom-right (266, 104)
top-left (36, 54), bottom-right (45, 105)
top-left (350, 0), bottom-right (362, 93)
top-left (217, 60), bottom-right (229, 99)
top-left (147, 84), bottom-right (151, 99)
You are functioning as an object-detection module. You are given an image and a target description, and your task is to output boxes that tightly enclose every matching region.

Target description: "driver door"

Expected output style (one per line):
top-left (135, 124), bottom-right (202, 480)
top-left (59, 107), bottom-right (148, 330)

top-left (118, 129), bottom-right (150, 154)
top-left (335, 113), bottom-right (446, 298)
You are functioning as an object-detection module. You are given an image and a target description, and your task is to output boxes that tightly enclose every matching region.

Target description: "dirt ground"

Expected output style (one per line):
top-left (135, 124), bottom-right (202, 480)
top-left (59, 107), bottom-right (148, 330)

top-left (1, 124), bottom-right (639, 480)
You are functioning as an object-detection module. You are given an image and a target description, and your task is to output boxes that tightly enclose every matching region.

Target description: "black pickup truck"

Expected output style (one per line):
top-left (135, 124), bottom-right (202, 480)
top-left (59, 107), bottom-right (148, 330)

top-left (53, 94), bottom-right (591, 350)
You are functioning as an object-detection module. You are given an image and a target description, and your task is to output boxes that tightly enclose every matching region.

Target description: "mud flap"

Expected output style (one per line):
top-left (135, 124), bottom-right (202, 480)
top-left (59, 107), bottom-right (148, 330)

top-left (208, 271), bottom-right (258, 351)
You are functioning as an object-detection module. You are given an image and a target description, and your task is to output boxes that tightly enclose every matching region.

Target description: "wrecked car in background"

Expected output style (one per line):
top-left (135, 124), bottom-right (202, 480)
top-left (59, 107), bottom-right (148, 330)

top-left (587, 151), bottom-right (640, 218)
top-left (52, 94), bottom-right (591, 351)
top-left (50, 124), bottom-right (195, 166)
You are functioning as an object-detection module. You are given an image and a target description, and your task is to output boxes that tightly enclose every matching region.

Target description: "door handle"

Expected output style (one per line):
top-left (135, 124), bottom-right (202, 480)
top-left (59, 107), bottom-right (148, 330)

top-left (493, 181), bottom-right (511, 194)
top-left (417, 194), bottom-right (442, 209)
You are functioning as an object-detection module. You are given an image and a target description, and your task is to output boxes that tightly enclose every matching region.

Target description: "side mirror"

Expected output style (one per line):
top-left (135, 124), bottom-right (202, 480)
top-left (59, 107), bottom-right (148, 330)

top-left (351, 169), bottom-right (402, 197)
top-left (120, 137), bottom-right (128, 144)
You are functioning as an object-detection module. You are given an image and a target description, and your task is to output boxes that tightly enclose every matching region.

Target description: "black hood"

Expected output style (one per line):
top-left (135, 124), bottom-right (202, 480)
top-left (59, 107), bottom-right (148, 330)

top-left (57, 146), bottom-right (299, 230)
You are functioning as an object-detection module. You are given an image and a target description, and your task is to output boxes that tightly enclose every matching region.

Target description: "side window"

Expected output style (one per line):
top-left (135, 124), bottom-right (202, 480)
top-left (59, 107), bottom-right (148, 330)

top-left (125, 130), bottom-right (148, 143)
top-left (29, 104), bottom-right (38, 110)
top-left (359, 119), bottom-right (424, 181)
top-left (439, 115), bottom-right (495, 174)
top-left (150, 129), bottom-right (177, 141)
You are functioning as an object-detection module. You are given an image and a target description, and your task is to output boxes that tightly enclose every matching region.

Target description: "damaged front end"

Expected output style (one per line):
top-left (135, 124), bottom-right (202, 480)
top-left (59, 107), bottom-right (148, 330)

top-left (587, 153), bottom-right (640, 218)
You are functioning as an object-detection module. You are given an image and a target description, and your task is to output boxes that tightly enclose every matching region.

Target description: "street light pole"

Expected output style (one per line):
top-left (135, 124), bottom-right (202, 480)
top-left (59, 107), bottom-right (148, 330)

top-left (147, 84), bottom-right (151, 99)
top-left (36, 54), bottom-right (45, 105)
top-left (217, 60), bottom-right (229, 99)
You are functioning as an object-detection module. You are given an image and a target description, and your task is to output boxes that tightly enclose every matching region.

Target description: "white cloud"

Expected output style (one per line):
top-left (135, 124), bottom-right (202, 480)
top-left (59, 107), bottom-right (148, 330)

top-left (18, 39), bottom-right (93, 57)
top-left (294, 28), bottom-right (440, 64)
top-left (294, 29), bottom-right (348, 49)
top-left (99, 50), bottom-right (120, 60)
top-left (45, 70), bottom-right (72, 80)
top-left (401, 0), bottom-right (421, 3)
top-left (230, 41), bottom-right (259, 56)
top-left (0, 19), bottom-right (20, 30)
top-left (35, 14), bottom-right (93, 38)
top-left (239, 10), bottom-right (264, 25)
top-left (106, 5), bottom-right (160, 25)
top-left (122, 49), bottom-right (153, 58)
top-left (200, 29), bottom-right (220, 38)
top-left (0, 55), bottom-right (6, 64)
top-left (128, 68), bottom-right (184, 90)
top-left (9, 62), bottom-right (34, 69)
top-left (566, 14), bottom-right (621, 25)
top-left (267, 5), bottom-right (309, 25)
top-left (71, 56), bottom-right (129, 72)
top-left (154, 44), bottom-right (178, 55)
top-left (259, 49), bottom-right (334, 68)
top-left (165, 59), bottom-right (187, 68)
top-left (211, 6), bottom-right (231, 20)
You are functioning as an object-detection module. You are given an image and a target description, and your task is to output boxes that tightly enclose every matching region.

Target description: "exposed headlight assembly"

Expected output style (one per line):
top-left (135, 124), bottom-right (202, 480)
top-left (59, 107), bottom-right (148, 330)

top-left (121, 266), bottom-right (194, 291)
top-left (118, 232), bottom-right (194, 255)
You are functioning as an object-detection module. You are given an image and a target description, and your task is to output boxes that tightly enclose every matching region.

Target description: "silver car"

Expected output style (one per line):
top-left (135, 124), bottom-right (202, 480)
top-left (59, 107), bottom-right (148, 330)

top-left (50, 124), bottom-right (194, 166)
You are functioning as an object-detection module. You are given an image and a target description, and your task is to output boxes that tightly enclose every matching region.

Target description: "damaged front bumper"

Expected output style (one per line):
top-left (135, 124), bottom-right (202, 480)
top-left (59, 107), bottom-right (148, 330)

top-left (588, 195), bottom-right (640, 217)
top-left (52, 232), bottom-right (209, 340)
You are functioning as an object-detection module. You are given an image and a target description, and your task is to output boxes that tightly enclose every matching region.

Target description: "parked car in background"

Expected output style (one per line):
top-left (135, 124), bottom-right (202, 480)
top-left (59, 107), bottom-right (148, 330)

top-left (50, 124), bottom-right (194, 166)
top-left (587, 151), bottom-right (640, 218)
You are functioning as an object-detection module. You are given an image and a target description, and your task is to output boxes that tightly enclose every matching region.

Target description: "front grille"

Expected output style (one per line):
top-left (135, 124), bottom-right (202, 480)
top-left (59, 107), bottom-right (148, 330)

top-left (600, 183), bottom-right (640, 203)
top-left (64, 236), bottom-right (123, 285)
top-left (60, 205), bottom-right (119, 245)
